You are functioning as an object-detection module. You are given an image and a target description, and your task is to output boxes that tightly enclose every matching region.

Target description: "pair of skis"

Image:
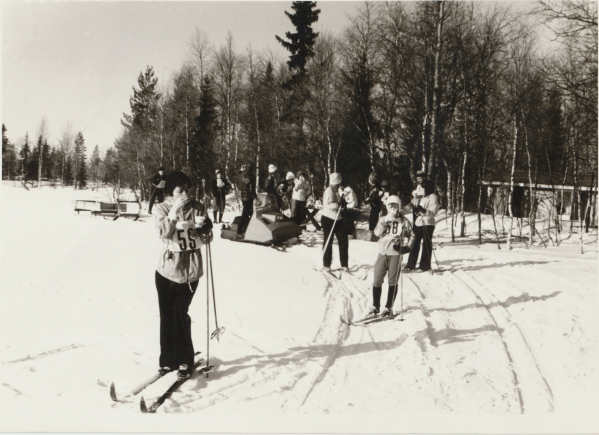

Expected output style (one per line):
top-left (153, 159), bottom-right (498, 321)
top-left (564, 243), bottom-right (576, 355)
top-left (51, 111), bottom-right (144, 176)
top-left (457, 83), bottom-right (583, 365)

top-left (340, 312), bottom-right (402, 327)
top-left (110, 353), bottom-right (214, 413)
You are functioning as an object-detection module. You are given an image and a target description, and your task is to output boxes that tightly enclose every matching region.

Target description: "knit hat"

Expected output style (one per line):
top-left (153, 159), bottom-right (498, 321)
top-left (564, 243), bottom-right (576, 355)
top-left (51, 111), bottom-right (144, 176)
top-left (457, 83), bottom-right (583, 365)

top-left (386, 195), bottom-right (401, 208)
top-left (165, 171), bottom-right (191, 197)
top-left (268, 164), bottom-right (277, 173)
top-left (158, 167), bottom-right (165, 172)
top-left (329, 172), bottom-right (342, 186)
top-left (215, 169), bottom-right (221, 175)
top-left (286, 171), bottom-right (295, 180)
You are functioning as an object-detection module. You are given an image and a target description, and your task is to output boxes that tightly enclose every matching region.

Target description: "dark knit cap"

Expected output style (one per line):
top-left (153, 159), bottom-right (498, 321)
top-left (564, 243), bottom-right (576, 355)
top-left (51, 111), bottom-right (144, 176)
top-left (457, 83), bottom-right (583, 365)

top-left (165, 171), bottom-right (191, 196)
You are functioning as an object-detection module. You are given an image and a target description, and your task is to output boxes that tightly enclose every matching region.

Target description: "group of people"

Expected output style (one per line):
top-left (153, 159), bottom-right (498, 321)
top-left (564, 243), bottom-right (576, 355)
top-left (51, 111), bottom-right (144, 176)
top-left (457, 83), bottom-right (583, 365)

top-left (321, 170), bottom-right (438, 318)
top-left (147, 165), bottom-right (439, 379)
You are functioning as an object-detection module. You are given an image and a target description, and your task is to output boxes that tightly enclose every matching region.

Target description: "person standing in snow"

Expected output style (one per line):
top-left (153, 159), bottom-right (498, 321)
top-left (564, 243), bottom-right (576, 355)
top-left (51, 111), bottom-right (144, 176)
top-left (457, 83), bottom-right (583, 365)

top-left (211, 170), bottom-right (230, 224)
top-left (148, 167), bottom-right (166, 215)
top-left (369, 195), bottom-right (415, 317)
top-left (264, 164), bottom-right (281, 209)
top-left (291, 170), bottom-right (311, 226)
top-left (153, 171), bottom-right (213, 380)
top-left (278, 172), bottom-right (295, 212)
top-left (406, 179), bottom-right (439, 272)
top-left (338, 182), bottom-right (359, 237)
top-left (236, 164), bottom-right (256, 239)
top-left (321, 172), bottom-right (349, 272)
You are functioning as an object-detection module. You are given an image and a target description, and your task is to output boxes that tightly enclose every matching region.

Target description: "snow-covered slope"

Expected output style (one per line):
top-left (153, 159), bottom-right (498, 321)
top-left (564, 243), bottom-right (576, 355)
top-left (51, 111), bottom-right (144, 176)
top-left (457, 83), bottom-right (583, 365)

top-left (1, 182), bottom-right (597, 432)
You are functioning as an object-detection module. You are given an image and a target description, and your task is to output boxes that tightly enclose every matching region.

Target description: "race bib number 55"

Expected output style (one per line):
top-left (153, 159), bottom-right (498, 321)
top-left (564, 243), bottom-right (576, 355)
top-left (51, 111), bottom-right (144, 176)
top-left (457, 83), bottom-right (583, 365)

top-left (167, 222), bottom-right (201, 252)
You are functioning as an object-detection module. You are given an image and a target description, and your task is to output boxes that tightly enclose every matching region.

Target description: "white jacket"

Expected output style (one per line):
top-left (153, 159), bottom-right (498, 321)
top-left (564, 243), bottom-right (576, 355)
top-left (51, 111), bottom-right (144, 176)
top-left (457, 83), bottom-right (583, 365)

top-left (292, 179), bottom-right (311, 202)
top-left (414, 193), bottom-right (438, 227)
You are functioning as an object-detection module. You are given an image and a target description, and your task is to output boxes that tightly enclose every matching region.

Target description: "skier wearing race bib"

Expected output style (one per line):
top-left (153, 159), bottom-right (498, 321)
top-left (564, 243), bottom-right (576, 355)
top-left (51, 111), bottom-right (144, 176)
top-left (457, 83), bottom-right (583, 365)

top-left (153, 171), bottom-right (213, 380)
top-left (148, 167), bottom-right (166, 215)
top-left (369, 195), bottom-right (415, 318)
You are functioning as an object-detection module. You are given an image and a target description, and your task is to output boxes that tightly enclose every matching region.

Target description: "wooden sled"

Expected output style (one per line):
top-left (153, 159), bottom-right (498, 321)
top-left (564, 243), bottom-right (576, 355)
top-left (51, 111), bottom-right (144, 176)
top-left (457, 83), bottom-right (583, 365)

top-left (75, 199), bottom-right (142, 221)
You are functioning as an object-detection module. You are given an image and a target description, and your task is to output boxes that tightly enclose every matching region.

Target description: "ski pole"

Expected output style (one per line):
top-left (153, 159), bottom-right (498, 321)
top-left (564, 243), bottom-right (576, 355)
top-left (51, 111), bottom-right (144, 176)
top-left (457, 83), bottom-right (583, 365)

top-left (207, 236), bottom-right (225, 341)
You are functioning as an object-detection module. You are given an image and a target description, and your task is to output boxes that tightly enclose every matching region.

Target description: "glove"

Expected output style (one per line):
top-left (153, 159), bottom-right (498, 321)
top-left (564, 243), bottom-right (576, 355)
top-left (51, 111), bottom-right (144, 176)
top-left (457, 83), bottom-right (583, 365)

top-left (190, 218), bottom-right (214, 238)
top-left (339, 196), bottom-right (347, 207)
top-left (393, 243), bottom-right (411, 255)
top-left (415, 205), bottom-right (426, 214)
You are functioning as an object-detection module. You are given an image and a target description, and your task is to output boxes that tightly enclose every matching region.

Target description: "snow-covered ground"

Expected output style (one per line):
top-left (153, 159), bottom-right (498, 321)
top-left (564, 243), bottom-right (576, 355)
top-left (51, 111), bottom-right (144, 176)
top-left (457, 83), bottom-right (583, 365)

top-left (1, 182), bottom-right (598, 433)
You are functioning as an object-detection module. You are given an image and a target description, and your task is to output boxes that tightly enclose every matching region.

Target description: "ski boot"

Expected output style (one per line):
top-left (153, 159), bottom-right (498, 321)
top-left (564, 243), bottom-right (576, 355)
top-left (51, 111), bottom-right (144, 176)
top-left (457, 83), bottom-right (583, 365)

top-left (381, 307), bottom-right (392, 318)
top-left (177, 364), bottom-right (191, 380)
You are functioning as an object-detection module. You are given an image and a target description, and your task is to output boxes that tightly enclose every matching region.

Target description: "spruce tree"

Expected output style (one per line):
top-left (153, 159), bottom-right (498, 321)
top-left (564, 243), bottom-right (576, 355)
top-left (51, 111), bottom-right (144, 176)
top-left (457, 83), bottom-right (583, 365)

top-left (276, 1), bottom-right (321, 87)
top-left (64, 156), bottom-right (74, 186)
top-left (19, 134), bottom-right (30, 180)
top-left (276, 1), bottom-right (321, 123)
top-left (189, 76), bottom-right (218, 190)
top-left (74, 132), bottom-right (86, 189)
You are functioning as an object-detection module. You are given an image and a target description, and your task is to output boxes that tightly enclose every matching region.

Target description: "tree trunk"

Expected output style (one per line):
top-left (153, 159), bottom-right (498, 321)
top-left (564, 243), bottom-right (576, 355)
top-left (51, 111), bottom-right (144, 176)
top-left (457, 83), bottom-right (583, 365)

top-left (507, 113), bottom-right (518, 250)
top-left (460, 149), bottom-right (467, 237)
top-left (428, 1), bottom-right (444, 179)
top-left (524, 124), bottom-right (535, 245)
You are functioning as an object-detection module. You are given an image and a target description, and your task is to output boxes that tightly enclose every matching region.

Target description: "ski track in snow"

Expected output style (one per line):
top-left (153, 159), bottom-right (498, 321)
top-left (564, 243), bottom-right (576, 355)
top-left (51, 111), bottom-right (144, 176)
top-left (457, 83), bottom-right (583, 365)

top-left (1, 183), bottom-right (597, 426)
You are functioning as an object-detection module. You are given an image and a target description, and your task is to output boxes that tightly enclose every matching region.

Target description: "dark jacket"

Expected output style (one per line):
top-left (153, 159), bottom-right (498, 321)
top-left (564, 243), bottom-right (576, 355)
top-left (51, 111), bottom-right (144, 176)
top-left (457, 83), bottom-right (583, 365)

top-left (265, 174), bottom-right (278, 196)
top-left (211, 177), bottom-right (230, 199)
top-left (150, 173), bottom-right (167, 188)
top-left (365, 187), bottom-right (383, 210)
top-left (238, 172), bottom-right (257, 202)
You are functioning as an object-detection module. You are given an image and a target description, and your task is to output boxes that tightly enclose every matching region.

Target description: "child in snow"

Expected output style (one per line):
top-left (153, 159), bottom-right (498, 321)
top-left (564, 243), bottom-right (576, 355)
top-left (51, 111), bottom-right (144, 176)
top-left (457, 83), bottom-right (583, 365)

top-left (370, 195), bottom-right (415, 317)
top-left (321, 172), bottom-right (349, 272)
top-left (153, 171), bottom-right (213, 380)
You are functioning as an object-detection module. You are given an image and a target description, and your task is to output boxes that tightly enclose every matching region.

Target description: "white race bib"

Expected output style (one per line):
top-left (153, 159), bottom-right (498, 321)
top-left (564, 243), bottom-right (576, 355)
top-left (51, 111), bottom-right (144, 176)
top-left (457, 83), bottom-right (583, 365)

top-left (157, 180), bottom-right (166, 188)
top-left (167, 221), bottom-right (201, 252)
top-left (415, 185), bottom-right (425, 196)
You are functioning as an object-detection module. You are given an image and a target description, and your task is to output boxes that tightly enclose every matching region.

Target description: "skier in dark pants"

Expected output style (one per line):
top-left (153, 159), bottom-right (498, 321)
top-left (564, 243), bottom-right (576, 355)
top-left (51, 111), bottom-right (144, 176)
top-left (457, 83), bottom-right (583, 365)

top-left (265, 164), bottom-right (281, 210)
top-left (148, 167), bottom-right (166, 215)
top-left (236, 164), bottom-right (256, 239)
top-left (365, 177), bottom-right (389, 231)
top-left (406, 179), bottom-right (439, 272)
top-left (153, 171), bottom-right (213, 380)
top-left (211, 170), bottom-right (230, 224)
top-left (321, 172), bottom-right (349, 272)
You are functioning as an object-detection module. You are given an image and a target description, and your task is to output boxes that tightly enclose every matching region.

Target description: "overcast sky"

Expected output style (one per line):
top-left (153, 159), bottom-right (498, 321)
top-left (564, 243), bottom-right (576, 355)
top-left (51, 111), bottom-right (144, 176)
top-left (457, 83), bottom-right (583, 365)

top-left (2, 1), bottom-right (547, 157)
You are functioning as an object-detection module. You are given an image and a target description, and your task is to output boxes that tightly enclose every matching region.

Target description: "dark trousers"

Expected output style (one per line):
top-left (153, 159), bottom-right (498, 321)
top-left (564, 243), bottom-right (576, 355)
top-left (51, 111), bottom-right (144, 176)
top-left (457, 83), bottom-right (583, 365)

top-left (237, 199), bottom-right (254, 235)
top-left (149, 188), bottom-right (164, 213)
top-left (155, 271), bottom-right (198, 370)
top-left (291, 200), bottom-right (306, 226)
top-left (368, 207), bottom-right (381, 231)
top-left (321, 215), bottom-right (348, 268)
top-left (406, 225), bottom-right (435, 271)
top-left (213, 191), bottom-right (225, 223)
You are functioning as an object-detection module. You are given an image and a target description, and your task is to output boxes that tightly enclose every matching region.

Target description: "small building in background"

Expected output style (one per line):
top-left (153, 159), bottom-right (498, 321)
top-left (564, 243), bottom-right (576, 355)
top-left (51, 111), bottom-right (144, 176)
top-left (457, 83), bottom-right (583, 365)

top-left (481, 171), bottom-right (597, 230)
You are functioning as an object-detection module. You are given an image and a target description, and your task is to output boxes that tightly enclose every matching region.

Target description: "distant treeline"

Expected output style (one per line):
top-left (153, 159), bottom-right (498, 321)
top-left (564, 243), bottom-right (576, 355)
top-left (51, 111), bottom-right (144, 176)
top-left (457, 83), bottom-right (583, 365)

top-left (3, 1), bottom-right (597, 218)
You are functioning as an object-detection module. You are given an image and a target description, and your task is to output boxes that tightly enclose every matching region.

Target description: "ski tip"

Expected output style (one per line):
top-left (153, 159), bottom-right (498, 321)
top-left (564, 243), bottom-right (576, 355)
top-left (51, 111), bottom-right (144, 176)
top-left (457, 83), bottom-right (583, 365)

top-left (110, 382), bottom-right (118, 402)
top-left (140, 396), bottom-right (148, 413)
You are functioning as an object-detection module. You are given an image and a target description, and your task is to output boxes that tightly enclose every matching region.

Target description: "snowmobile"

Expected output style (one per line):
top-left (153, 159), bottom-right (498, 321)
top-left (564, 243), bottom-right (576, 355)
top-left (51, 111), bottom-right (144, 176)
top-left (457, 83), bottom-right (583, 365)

top-left (220, 193), bottom-right (302, 245)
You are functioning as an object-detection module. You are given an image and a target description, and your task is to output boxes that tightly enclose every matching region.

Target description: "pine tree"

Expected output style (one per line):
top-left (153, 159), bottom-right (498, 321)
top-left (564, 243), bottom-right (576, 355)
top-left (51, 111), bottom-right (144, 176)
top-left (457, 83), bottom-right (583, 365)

top-left (64, 156), bottom-right (74, 186)
top-left (77, 157), bottom-right (88, 189)
top-left (42, 139), bottom-right (52, 179)
top-left (19, 134), bottom-right (30, 180)
top-left (276, 1), bottom-right (321, 87)
top-left (276, 1), bottom-right (321, 123)
top-left (74, 132), bottom-right (86, 189)
top-left (189, 76), bottom-right (218, 190)
top-left (2, 124), bottom-right (18, 180)
top-left (90, 145), bottom-right (101, 185)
